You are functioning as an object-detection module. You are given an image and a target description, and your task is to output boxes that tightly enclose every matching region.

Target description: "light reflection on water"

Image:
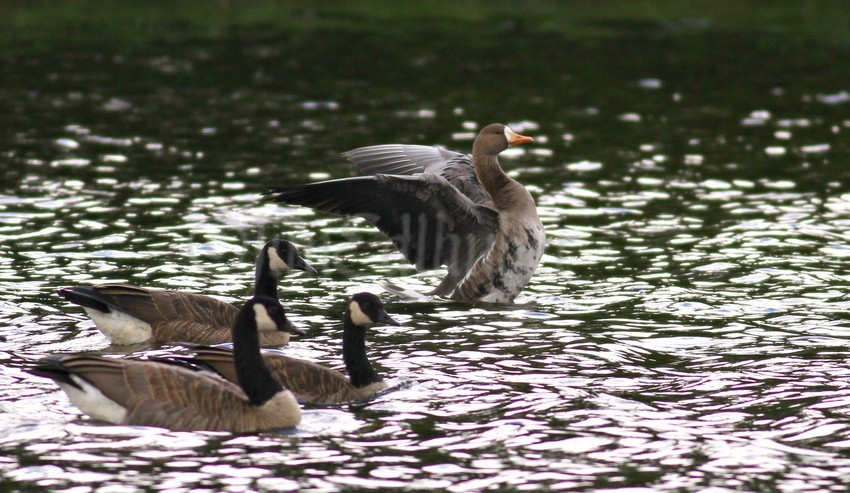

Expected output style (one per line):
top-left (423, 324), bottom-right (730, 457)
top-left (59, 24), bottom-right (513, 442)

top-left (3, 25), bottom-right (850, 493)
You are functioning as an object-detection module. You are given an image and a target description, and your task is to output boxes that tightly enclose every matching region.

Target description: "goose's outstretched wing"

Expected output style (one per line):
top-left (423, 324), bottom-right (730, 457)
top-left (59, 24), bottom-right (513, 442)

top-left (265, 173), bottom-right (498, 277)
top-left (342, 145), bottom-right (492, 206)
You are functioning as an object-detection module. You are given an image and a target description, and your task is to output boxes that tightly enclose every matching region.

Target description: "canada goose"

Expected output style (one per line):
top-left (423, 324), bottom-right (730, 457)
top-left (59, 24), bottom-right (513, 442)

top-left (177, 292), bottom-right (399, 404)
top-left (265, 124), bottom-right (545, 303)
top-left (57, 239), bottom-right (317, 345)
top-left (28, 295), bottom-right (304, 432)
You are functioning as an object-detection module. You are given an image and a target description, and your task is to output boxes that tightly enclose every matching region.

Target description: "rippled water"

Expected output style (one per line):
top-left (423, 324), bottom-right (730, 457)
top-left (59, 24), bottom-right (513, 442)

top-left (3, 9), bottom-right (850, 492)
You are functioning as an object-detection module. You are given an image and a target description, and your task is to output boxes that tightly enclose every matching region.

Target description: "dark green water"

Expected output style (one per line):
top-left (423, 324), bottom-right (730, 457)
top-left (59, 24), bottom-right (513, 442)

top-left (3, 3), bottom-right (850, 492)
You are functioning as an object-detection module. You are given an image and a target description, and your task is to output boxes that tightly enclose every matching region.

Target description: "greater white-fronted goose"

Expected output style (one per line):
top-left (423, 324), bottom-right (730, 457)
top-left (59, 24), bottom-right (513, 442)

top-left (28, 295), bottom-right (303, 432)
top-left (176, 292), bottom-right (399, 404)
top-left (57, 239), bottom-right (317, 345)
top-left (265, 124), bottom-right (545, 303)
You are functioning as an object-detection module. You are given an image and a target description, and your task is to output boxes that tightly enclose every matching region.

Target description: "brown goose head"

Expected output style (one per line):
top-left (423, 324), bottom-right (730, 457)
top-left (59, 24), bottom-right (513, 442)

top-left (472, 123), bottom-right (534, 157)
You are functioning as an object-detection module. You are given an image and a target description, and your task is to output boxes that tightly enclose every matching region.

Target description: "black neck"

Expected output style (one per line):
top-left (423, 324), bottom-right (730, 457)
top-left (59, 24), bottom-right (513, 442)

top-left (342, 314), bottom-right (382, 388)
top-left (233, 306), bottom-right (284, 406)
top-left (254, 250), bottom-right (281, 300)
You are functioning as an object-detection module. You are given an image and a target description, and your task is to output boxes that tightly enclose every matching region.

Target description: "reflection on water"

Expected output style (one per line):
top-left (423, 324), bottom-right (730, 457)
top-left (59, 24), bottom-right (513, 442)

top-left (3, 11), bottom-right (850, 492)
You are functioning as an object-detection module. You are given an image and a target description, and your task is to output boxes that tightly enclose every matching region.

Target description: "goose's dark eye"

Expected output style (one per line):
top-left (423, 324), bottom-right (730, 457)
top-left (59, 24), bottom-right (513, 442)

top-left (361, 301), bottom-right (372, 309)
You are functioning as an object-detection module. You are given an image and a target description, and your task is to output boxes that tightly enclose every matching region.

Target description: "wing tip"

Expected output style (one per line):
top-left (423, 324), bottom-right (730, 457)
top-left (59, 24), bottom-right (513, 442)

top-left (263, 186), bottom-right (302, 203)
top-left (262, 187), bottom-right (283, 198)
top-left (28, 356), bottom-right (80, 388)
top-left (57, 286), bottom-right (113, 313)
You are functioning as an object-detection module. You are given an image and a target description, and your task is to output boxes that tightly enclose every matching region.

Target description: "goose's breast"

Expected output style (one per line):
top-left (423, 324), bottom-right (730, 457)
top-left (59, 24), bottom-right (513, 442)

top-left (455, 217), bottom-right (545, 303)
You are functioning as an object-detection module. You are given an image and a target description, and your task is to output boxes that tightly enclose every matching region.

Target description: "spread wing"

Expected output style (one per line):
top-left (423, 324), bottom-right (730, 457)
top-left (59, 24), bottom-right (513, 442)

top-left (265, 173), bottom-right (498, 277)
top-left (342, 145), bottom-right (492, 206)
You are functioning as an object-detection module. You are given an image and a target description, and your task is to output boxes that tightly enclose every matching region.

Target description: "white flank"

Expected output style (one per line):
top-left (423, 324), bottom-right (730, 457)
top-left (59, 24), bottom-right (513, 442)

top-left (252, 303), bottom-right (276, 332)
top-left (348, 301), bottom-right (373, 327)
top-left (267, 248), bottom-right (290, 272)
top-left (59, 375), bottom-right (127, 424)
top-left (83, 308), bottom-right (152, 345)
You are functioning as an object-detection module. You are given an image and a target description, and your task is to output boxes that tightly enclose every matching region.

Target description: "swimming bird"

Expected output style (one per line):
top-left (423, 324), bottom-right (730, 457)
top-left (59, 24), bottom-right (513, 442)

top-left (175, 292), bottom-right (399, 404)
top-left (28, 295), bottom-right (304, 432)
top-left (265, 124), bottom-right (545, 303)
top-left (57, 239), bottom-right (317, 345)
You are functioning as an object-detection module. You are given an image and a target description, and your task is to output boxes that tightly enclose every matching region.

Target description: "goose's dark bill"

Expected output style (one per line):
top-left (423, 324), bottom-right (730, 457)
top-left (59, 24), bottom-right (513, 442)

top-left (281, 318), bottom-right (305, 336)
top-left (374, 309), bottom-right (400, 327)
top-left (251, 296), bottom-right (305, 336)
top-left (292, 256), bottom-right (318, 275)
top-left (268, 239), bottom-right (319, 275)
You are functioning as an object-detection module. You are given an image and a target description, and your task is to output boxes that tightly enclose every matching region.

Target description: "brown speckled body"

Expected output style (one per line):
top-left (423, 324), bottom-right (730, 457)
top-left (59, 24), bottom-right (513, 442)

top-left (453, 211), bottom-right (545, 303)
